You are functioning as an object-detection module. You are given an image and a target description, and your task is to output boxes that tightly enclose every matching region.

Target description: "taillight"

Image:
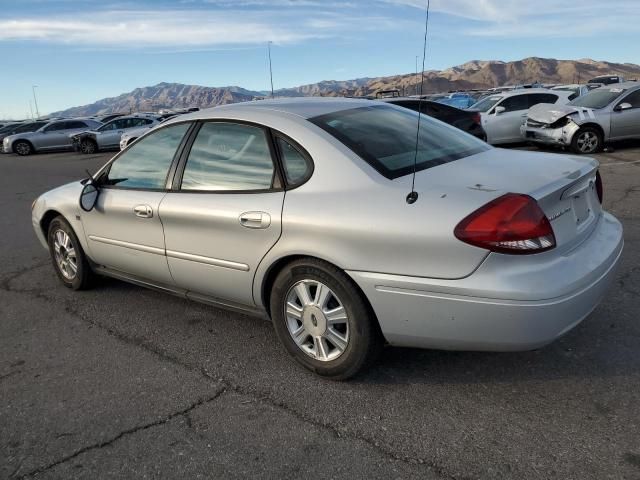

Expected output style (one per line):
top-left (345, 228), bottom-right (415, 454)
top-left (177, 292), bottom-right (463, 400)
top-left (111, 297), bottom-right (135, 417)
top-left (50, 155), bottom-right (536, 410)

top-left (472, 112), bottom-right (481, 125)
top-left (595, 171), bottom-right (603, 203)
top-left (454, 193), bottom-right (556, 254)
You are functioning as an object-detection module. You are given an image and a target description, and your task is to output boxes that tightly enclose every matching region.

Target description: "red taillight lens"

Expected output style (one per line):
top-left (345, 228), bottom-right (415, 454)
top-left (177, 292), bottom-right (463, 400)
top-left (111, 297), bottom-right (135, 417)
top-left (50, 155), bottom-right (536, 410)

top-left (472, 112), bottom-right (481, 125)
top-left (595, 171), bottom-right (603, 203)
top-left (454, 193), bottom-right (556, 254)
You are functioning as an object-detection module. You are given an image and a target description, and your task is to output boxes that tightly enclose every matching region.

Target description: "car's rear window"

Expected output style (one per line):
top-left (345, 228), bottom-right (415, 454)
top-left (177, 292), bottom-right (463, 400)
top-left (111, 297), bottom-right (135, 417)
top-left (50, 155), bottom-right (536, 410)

top-left (309, 104), bottom-right (489, 179)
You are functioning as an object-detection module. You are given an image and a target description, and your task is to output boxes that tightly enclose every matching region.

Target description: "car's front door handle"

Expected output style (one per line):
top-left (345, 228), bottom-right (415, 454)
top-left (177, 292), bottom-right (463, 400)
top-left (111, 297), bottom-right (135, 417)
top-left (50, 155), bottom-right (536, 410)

top-left (133, 204), bottom-right (153, 218)
top-left (239, 211), bottom-right (271, 229)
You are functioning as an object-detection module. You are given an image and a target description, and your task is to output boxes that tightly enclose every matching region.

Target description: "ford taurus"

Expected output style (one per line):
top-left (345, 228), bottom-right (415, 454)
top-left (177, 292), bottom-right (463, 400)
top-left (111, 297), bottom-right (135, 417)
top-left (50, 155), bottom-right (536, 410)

top-left (31, 98), bottom-right (623, 379)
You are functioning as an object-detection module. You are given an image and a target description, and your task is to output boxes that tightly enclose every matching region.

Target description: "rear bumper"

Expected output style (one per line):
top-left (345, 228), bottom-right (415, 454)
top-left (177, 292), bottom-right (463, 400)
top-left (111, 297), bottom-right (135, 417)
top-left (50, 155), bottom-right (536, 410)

top-left (348, 212), bottom-right (623, 351)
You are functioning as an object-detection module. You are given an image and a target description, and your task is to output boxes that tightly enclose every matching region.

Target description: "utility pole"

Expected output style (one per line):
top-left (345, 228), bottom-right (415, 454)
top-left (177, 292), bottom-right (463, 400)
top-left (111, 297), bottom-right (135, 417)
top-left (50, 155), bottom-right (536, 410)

top-left (32, 85), bottom-right (40, 118)
top-left (268, 41), bottom-right (274, 98)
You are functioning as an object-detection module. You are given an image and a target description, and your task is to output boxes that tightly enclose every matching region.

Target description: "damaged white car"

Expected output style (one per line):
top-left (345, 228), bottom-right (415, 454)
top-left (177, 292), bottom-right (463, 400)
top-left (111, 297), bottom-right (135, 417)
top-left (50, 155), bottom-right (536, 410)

top-left (522, 82), bottom-right (640, 154)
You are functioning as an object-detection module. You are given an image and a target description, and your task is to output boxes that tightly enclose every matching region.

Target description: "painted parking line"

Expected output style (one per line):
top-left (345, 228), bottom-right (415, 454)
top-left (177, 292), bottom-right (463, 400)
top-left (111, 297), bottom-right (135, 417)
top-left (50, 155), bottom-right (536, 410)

top-left (599, 159), bottom-right (640, 167)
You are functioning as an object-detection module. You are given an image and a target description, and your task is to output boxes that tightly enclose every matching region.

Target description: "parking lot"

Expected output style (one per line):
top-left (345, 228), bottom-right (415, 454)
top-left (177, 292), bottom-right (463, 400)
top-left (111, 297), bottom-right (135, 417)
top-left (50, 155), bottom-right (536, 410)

top-left (1, 145), bottom-right (639, 479)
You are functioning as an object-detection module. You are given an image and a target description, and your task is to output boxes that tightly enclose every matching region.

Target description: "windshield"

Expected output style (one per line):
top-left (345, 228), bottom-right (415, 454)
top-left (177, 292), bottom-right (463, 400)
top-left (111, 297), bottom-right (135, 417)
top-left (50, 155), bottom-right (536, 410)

top-left (469, 95), bottom-right (502, 112)
top-left (309, 104), bottom-right (489, 179)
top-left (569, 87), bottom-right (627, 109)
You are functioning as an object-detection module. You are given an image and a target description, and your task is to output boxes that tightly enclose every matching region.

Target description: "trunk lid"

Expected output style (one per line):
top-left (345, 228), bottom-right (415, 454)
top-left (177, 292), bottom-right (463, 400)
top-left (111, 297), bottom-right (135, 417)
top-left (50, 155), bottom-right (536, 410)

top-left (414, 148), bottom-right (600, 252)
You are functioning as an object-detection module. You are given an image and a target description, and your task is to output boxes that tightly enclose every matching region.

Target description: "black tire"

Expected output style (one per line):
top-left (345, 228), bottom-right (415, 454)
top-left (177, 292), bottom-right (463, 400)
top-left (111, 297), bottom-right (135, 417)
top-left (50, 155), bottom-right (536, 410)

top-left (80, 138), bottom-right (97, 154)
top-left (270, 258), bottom-right (383, 380)
top-left (47, 216), bottom-right (95, 290)
top-left (127, 138), bottom-right (137, 147)
top-left (571, 126), bottom-right (603, 154)
top-left (14, 140), bottom-right (33, 156)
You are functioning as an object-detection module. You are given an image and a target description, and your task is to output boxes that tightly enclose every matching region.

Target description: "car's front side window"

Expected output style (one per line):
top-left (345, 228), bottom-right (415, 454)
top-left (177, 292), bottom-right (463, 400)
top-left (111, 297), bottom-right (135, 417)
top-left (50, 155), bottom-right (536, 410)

top-left (44, 122), bottom-right (65, 132)
top-left (104, 123), bottom-right (190, 189)
top-left (619, 90), bottom-right (640, 109)
top-left (180, 122), bottom-right (275, 191)
top-left (500, 95), bottom-right (528, 112)
top-left (98, 121), bottom-right (116, 132)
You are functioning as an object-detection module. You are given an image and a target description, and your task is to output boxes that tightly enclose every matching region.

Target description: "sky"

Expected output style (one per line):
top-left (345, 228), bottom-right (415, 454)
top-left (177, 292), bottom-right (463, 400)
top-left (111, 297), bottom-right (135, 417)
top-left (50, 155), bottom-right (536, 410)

top-left (0, 0), bottom-right (639, 119)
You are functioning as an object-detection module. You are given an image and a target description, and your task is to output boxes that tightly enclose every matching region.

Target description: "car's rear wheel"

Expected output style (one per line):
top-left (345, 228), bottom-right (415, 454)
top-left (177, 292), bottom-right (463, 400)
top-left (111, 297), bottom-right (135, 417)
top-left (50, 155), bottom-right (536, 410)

top-left (14, 140), bottom-right (33, 156)
top-left (47, 216), bottom-right (94, 290)
top-left (571, 127), bottom-right (602, 154)
top-left (80, 138), bottom-right (97, 154)
top-left (270, 258), bottom-right (383, 380)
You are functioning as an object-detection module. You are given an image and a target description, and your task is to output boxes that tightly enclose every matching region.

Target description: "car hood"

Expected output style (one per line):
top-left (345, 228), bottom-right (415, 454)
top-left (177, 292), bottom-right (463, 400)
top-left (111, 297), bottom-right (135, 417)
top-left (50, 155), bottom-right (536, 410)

top-left (527, 103), bottom-right (601, 124)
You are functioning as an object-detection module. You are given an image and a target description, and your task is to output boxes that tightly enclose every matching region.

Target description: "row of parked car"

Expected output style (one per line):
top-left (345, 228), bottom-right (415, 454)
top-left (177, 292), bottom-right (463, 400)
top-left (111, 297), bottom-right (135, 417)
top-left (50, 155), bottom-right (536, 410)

top-left (3, 75), bottom-right (638, 157)
top-left (384, 75), bottom-right (639, 154)
top-left (0, 110), bottom-right (194, 156)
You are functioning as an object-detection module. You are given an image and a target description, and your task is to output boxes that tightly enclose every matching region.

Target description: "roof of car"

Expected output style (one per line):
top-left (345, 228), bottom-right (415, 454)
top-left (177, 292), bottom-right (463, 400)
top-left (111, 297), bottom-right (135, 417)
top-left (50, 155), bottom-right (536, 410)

top-left (491, 88), bottom-right (565, 97)
top-left (609, 81), bottom-right (640, 90)
top-left (175, 97), bottom-right (380, 121)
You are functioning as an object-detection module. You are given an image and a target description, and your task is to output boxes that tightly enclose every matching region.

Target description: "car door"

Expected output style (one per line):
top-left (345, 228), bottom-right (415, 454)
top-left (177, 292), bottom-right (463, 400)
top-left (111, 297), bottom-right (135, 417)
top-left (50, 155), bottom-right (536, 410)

top-left (159, 121), bottom-right (286, 306)
top-left (100, 118), bottom-right (130, 148)
top-left (58, 121), bottom-right (94, 149)
top-left (81, 122), bottom-right (192, 285)
top-left (486, 94), bottom-right (529, 143)
top-left (610, 90), bottom-right (640, 139)
top-left (36, 121), bottom-right (70, 150)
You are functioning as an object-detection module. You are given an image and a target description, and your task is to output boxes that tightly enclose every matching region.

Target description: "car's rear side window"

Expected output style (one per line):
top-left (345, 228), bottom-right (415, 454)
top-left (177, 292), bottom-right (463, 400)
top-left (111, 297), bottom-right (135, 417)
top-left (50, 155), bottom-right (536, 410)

top-left (275, 136), bottom-right (311, 186)
top-left (309, 104), bottom-right (488, 179)
top-left (180, 122), bottom-right (275, 191)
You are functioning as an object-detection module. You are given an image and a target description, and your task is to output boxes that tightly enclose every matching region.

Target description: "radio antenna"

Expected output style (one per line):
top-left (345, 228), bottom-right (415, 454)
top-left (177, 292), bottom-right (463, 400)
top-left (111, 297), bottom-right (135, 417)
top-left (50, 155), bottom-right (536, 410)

top-left (406, 0), bottom-right (431, 205)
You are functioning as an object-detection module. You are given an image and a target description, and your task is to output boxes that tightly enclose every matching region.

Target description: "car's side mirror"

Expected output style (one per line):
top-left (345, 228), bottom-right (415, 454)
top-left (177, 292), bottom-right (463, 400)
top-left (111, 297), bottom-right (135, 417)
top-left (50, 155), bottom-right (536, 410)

top-left (494, 106), bottom-right (506, 115)
top-left (615, 102), bottom-right (632, 112)
top-left (79, 183), bottom-right (99, 212)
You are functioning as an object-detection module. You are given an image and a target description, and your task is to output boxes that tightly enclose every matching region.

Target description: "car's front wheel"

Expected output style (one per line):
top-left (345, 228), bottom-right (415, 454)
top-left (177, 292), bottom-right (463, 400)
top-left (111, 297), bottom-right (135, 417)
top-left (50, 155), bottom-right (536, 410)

top-left (47, 216), bottom-right (94, 290)
top-left (270, 258), bottom-right (383, 380)
top-left (14, 140), bottom-right (33, 156)
top-left (571, 127), bottom-right (603, 154)
top-left (80, 138), bottom-right (97, 154)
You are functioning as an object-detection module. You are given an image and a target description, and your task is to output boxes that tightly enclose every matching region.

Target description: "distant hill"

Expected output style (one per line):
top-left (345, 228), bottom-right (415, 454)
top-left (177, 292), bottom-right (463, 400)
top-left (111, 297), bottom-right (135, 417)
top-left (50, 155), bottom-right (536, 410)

top-left (52, 57), bottom-right (640, 116)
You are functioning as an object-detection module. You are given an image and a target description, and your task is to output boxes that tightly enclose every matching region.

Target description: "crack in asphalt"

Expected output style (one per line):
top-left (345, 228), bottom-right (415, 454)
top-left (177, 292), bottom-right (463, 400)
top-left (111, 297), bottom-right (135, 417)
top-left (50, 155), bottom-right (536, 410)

top-left (2, 264), bottom-right (458, 480)
top-left (607, 185), bottom-right (640, 212)
top-left (14, 389), bottom-right (227, 479)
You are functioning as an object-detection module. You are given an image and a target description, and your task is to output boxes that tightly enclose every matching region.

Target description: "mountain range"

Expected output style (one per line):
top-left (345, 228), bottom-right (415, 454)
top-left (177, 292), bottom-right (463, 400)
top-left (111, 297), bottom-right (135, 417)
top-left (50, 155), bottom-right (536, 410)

top-left (53, 57), bottom-right (640, 117)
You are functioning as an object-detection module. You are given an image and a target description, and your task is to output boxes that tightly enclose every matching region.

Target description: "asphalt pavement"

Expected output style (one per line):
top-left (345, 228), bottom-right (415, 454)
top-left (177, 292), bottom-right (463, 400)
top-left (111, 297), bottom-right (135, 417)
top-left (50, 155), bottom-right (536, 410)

top-left (1, 144), bottom-right (639, 479)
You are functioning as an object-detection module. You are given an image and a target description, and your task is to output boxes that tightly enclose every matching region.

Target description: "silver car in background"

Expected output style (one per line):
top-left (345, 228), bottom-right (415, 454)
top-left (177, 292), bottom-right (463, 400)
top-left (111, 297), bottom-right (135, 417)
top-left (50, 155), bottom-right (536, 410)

top-left (522, 82), bottom-right (640, 154)
top-left (470, 89), bottom-right (572, 145)
top-left (71, 115), bottom-right (160, 154)
top-left (31, 99), bottom-right (623, 379)
top-left (551, 84), bottom-right (591, 100)
top-left (3, 118), bottom-right (102, 155)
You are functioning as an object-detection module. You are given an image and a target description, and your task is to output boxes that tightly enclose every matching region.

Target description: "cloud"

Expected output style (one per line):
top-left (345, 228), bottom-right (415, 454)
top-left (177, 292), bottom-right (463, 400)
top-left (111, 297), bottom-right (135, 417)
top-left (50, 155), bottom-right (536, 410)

top-left (0, 9), bottom-right (350, 47)
top-left (383, 0), bottom-right (640, 37)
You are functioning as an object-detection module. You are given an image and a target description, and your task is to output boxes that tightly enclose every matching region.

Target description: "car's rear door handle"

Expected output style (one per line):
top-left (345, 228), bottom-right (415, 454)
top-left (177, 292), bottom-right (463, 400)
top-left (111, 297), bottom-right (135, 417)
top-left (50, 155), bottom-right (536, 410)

top-left (239, 211), bottom-right (271, 229)
top-left (133, 204), bottom-right (153, 218)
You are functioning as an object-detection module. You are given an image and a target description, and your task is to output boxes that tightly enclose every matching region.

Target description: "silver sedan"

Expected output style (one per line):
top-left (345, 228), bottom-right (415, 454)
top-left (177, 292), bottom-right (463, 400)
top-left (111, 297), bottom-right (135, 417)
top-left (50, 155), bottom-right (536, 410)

top-left (522, 82), bottom-right (640, 154)
top-left (31, 98), bottom-right (623, 379)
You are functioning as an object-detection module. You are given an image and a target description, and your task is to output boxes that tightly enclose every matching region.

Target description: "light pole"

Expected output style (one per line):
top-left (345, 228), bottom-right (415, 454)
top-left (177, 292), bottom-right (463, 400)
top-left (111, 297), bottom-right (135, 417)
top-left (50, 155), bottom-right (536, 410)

top-left (415, 56), bottom-right (419, 95)
top-left (29, 101), bottom-right (34, 120)
top-left (32, 85), bottom-right (40, 118)
top-left (268, 41), bottom-right (274, 98)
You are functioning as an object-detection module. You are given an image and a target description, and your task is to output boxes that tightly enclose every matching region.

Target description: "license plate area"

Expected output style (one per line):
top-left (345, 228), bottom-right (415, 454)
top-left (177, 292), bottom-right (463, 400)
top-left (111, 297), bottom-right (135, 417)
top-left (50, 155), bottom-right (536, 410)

top-left (572, 192), bottom-right (590, 226)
